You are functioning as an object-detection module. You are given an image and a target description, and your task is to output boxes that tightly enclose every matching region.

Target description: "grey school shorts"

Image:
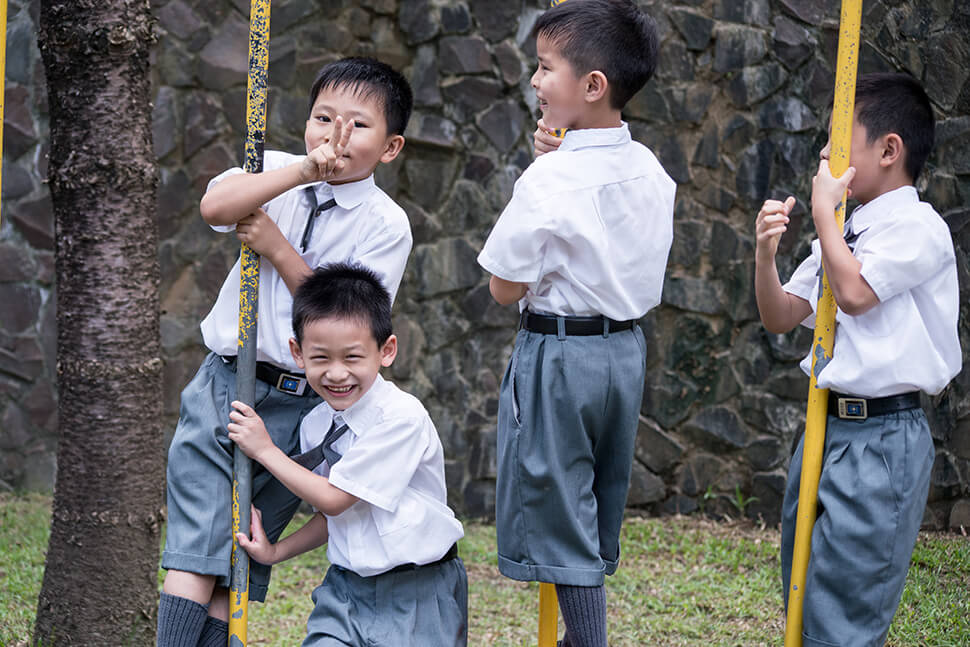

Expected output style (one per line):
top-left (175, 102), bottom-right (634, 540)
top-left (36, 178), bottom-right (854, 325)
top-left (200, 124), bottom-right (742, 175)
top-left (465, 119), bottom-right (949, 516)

top-left (161, 352), bottom-right (320, 601)
top-left (303, 558), bottom-right (468, 647)
top-left (496, 324), bottom-right (647, 586)
top-left (781, 408), bottom-right (934, 647)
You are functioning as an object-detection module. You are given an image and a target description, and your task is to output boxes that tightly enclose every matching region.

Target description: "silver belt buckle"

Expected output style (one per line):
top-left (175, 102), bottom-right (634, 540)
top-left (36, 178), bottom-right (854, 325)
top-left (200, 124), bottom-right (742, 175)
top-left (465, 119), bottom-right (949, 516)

top-left (276, 373), bottom-right (307, 396)
top-left (837, 397), bottom-right (867, 420)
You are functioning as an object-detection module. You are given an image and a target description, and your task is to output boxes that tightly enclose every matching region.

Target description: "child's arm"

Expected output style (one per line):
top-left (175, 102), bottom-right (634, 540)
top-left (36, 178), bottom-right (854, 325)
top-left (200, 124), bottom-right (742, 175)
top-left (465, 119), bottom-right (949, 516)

top-left (234, 208), bottom-right (313, 294)
top-left (235, 506), bottom-right (328, 565)
top-left (227, 401), bottom-right (359, 517)
top-left (811, 159), bottom-right (879, 315)
top-left (489, 275), bottom-right (528, 305)
top-left (199, 117), bottom-right (355, 227)
top-left (754, 196), bottom-right (812, 333)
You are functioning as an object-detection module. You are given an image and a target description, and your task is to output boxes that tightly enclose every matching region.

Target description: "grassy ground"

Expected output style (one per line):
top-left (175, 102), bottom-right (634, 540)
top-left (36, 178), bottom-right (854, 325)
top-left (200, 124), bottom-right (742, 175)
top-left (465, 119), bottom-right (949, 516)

top-left (2, 492), bottom-right (968, 646)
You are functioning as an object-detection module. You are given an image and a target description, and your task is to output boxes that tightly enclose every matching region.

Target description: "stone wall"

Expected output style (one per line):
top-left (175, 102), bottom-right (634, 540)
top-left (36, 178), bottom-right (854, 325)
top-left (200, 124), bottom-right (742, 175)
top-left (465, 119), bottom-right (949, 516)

top-left (3, 0), bottom-right (969, 528)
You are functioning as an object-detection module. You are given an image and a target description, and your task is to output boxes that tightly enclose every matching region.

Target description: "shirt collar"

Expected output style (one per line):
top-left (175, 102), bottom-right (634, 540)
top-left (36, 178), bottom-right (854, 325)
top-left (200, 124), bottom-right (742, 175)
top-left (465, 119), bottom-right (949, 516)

top-left (848, 185), bottom-right (918, 234)
top-left (301, 174), bottom-right (376, 211)
top-left (325, 373), bottom-right (387, 437)
top-left (558, 122), bottom-right (631, 152)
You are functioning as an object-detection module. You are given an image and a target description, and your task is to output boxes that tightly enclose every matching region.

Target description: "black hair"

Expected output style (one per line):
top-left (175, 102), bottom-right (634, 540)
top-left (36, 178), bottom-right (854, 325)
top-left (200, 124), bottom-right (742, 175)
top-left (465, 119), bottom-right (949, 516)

top-left (532, 0), bottom-right (660, 110)
top-left (306, 57), bottom-right (413, 136)
top-left (292, 263), bottom-right (393, 347)
top-left (854, 72), bottom-right (935, 181)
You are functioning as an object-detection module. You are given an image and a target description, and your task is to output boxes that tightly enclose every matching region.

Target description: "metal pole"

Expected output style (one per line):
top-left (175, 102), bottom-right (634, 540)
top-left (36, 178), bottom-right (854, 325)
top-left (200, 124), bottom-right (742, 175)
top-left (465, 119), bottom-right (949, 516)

top-left (229, 0), bottom-right (270, 644)
top-left (784, 1), bottom-right (862, 644)
top-left (535, 1), bottom-right (570, 643)
top-left (0, 0), bottom-right (7, 229)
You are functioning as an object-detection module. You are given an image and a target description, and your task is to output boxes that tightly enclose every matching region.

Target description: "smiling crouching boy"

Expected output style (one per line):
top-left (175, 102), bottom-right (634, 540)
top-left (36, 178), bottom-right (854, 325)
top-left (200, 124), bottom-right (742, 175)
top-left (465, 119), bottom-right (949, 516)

top-left (228, 263), bottom-right (467, 646)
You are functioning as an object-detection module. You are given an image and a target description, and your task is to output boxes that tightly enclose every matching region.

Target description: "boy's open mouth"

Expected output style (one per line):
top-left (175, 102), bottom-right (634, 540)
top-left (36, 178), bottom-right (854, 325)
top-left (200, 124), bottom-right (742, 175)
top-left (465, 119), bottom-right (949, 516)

top-left (325, 384), bottom-right (355, 395)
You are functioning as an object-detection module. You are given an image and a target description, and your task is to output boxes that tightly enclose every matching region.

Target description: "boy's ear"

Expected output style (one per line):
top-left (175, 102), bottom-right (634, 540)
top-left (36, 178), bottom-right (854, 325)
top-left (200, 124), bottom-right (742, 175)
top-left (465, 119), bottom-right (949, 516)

top-left (880, 133), bottom-right (904, 169)
top-left (584, 70), bottom-right (609, 104)
top-left (381, 135), bottom-right (405, 164)
top-left (289, 337), bottom-right (306, 369)
top-left (379, 334), bottom-right (398, 368)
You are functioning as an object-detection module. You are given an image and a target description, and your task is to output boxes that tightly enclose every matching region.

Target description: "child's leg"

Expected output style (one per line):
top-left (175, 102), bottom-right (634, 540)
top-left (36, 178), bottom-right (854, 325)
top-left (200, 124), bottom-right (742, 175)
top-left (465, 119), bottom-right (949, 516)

top-left (196, 616), bottom-right (229, 647)
top-left (156, 591), bottom-right (208, 647)
top-left (161, 353), bottom-right (318, 603)
top-left (555, 584), bottom-right (607, 647)
top-left (795, 411), bottom-right (933, 647)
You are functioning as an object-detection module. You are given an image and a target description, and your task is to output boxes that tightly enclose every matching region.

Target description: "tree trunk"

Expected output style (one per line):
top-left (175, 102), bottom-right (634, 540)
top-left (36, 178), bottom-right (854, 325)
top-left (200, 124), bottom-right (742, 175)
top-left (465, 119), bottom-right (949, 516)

top-left (34, 1), bottom-right (163, 644)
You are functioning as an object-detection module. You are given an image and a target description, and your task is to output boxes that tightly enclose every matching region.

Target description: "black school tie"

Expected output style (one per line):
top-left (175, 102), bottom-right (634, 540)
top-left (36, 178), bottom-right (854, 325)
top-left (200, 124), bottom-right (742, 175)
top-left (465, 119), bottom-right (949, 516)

top-left (301, 186), bottom-right (338, 252)
top-left (843, 217), bottom-right (859, 251)
top-left (292, 418), bottom-right (350, 471)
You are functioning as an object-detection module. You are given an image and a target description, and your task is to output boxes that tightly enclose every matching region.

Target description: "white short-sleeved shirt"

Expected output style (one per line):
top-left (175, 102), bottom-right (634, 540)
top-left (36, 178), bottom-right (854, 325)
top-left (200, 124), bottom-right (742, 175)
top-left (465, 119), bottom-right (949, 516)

top-left (784, 185), bottom-right (961, 397)
top-left (299, 374), bottom-right (464, 576)
top-left (477, 123), bottom-right (676, 320)
top-left (199, 150), bottom-right (412, 371)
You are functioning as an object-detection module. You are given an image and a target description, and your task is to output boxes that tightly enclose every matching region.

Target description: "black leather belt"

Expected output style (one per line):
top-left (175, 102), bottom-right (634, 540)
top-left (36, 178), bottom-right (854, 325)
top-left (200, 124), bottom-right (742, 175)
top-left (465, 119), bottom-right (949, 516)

top-left (828, 391), bottom-right (920, 420)
top-left (221, 356), bottom-right (311, 397)
top-left (385, 543), bottom-right (459, 574)
top-left (520, 310), bottom-right (636, 336)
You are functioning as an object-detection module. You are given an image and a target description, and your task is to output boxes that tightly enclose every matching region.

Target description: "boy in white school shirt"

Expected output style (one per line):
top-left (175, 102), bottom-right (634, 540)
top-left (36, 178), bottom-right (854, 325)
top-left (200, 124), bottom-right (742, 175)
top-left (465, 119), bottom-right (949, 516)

top-left (477, 2), bottom-right (675, 645)
top-left (228, 263), bottom-right (467, 647)
top-left (158, 58), bottom-right (415, 646)
top-left (755, 72), bottom-right (961, 647)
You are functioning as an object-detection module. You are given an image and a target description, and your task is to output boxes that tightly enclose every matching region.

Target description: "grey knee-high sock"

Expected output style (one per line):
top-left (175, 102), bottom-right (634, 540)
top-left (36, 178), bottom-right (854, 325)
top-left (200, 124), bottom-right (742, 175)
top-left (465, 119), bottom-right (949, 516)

top-left (555, 584), bottom-right (607, 647)
top-left (196, 616), bottom-right (229, 647)
top-left (157, 592), bottom-right (208, 647)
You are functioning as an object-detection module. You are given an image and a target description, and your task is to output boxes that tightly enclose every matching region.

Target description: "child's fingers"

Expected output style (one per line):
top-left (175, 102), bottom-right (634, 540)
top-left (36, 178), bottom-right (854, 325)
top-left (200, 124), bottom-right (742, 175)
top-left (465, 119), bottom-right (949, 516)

top-left (231, 400), bottom-right (255, 416)
top-left (335, 118), bottom-right (354, 154)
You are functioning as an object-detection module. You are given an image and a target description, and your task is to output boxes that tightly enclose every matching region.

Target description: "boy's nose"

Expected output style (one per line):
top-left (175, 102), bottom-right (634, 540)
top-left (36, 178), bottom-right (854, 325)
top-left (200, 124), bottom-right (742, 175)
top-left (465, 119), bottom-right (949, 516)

top-left (820, 141), bottom-right (831, 160)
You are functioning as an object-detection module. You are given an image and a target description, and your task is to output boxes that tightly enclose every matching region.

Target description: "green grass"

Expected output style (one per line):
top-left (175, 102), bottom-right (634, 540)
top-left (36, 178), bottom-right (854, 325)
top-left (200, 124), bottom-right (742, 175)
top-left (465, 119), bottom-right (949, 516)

top-left (2, 493), bottom-right (968, 646)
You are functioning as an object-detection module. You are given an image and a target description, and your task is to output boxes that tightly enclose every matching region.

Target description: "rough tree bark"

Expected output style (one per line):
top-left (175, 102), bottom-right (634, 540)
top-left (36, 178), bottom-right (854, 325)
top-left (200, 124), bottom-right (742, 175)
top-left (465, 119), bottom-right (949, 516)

top-left (34, 1), bottom-right (163, 644)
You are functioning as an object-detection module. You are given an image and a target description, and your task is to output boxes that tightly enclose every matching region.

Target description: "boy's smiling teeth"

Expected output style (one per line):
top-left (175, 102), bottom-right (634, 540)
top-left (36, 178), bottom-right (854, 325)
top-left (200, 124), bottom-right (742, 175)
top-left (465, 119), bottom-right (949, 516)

top-left (327, 385), bottom-right (354, 393)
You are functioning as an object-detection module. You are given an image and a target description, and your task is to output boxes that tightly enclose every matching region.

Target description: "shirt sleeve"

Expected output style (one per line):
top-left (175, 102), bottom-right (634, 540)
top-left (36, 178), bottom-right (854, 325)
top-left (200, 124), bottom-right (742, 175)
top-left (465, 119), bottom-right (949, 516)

top-left (204, 167), bottom-right (246, 233)
top-left (857, 212), bottom-right (951, 303)
top-left (353, 206), bottom-right (413, 304)
top-left (326, 416), bottom-right (429, 512)
top-left (477, 179), bottom-right (552, 284)
top-left (782, 243), bottom-right (820, 328)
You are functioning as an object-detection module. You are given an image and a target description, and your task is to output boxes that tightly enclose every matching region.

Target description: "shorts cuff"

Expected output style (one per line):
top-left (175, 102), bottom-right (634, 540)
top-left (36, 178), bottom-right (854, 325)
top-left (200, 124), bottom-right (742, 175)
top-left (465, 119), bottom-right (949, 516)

top-left (161, 551), bottom-right (268, 603)
top-left (161, 549), bottom-right (230, 578)
top-left (497, 554), bottom-right (605, 586)
top-left (802, 632), bottom-right (840, 647)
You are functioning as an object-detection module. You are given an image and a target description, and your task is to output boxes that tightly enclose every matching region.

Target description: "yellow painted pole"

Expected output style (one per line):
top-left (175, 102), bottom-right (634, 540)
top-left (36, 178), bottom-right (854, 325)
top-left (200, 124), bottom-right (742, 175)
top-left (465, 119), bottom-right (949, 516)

top-left (0, 0), bottom-right (7, 229)
top-left (229, 0), bottom-right (270, 644)
top-left (784, 1), bottom-right (862, 645)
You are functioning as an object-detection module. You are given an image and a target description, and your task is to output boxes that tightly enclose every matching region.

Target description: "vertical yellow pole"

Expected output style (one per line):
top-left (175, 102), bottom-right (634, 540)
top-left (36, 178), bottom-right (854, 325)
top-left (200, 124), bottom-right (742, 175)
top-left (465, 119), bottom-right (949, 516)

top-left (537, 0), bottom-right (564, 638)
top-left (538, 582), bottom-right (559, 647)
top-left (784, 1), bottom-right (862, 645)
top-left (229, 1), bottom-right (270, 645)
top-left (0, 0), bottom-right (7, 229)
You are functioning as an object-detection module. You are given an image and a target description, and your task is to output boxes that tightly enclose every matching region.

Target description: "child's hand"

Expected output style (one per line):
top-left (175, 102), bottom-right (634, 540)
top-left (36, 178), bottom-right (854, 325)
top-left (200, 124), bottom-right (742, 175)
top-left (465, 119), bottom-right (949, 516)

top-left (811, 159), bottom-right (855, 215)
top-left (227, 401), bottom-right (274, 462)
top-left (533, 119), bottom-right (563, 157)
top-left (301, 116), bottom-right (355, 183)
top-left (755, 196), bottom-right (796, 260)
top-left (235, 208), bottom-right (286, 258)
top-left (236, 506), bottom-right (279, 565)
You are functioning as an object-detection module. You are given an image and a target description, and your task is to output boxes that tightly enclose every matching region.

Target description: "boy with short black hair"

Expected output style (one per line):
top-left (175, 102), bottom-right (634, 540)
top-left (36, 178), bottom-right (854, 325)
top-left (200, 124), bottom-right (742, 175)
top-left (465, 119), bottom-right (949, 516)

top-left (477, 1), bottom-right (675, 645)
top-left (228, 263), bottom-right (467, 647)
top-left (755, 72), bottom-right (961, 647)
top-left (158, 57), bottom-right (415, 646)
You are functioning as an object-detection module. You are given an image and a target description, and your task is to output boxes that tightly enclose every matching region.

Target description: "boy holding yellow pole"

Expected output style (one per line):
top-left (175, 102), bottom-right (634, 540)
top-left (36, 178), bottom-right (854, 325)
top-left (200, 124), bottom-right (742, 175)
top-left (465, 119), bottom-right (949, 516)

top-left (754, 72), bottom-right (961, 646)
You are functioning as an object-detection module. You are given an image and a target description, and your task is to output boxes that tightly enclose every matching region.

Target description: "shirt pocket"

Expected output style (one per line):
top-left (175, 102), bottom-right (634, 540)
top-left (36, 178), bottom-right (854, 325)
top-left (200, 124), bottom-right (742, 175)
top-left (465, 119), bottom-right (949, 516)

top-left (373, 494), bottom-right (417, 537)
top-left (852, 292), bottom-right (907, 338)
